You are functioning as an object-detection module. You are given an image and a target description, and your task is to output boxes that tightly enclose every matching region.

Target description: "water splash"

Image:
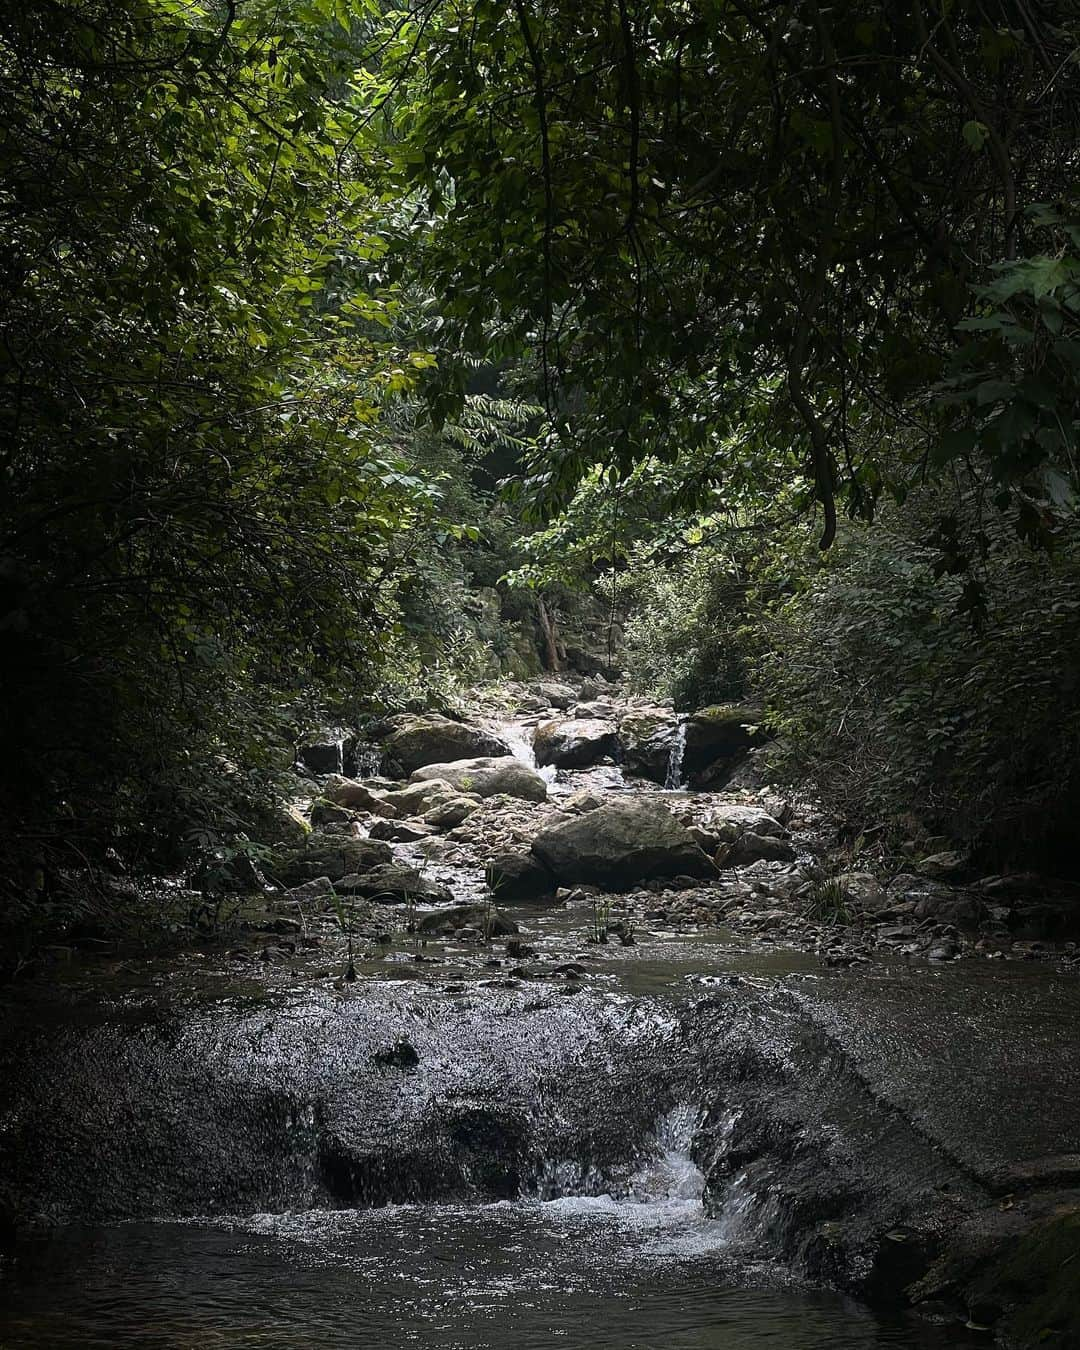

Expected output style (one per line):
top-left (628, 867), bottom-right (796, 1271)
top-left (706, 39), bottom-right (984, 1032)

top-left (664, 721), bottom-right (688, 790)
top-left (494, 719), bottom-right (558, 785)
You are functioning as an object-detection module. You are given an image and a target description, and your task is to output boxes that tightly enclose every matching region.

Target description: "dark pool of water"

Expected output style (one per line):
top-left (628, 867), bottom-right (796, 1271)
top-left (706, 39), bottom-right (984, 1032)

top-left (0, 1196), bottom-right (961, 1349)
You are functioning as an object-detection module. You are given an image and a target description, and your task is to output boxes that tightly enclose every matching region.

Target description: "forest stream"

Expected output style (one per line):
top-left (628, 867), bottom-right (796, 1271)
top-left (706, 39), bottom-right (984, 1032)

top-left (2, 693), bottom-right (1078, 1349)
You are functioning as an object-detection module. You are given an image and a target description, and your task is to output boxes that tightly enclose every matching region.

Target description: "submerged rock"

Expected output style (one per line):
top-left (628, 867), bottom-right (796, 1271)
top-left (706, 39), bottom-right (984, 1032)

top-left (382, 715), bottom-right (512, 777)
top-left (411, 757), bottom-right (548, 802)
top-left (530, 798), bottom-right (715, 889)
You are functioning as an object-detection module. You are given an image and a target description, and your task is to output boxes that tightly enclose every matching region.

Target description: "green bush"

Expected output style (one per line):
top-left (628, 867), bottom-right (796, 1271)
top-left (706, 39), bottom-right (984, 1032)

top-left (758, 511), bottom-right (1080, 868)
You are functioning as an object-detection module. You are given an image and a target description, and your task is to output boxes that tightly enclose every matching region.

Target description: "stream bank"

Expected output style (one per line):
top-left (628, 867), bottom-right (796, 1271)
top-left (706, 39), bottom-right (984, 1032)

top-left (2, 678), bottom-right (1078, 1348)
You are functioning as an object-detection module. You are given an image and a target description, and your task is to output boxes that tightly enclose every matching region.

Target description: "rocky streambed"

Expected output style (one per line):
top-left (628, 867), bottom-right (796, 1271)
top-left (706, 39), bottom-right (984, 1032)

top-left (1, 679), bottom-right (1079, 1348)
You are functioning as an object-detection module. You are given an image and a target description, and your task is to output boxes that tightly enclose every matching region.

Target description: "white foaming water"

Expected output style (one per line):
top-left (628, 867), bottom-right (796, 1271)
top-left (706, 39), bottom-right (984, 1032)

top-left (664, 720), bottom-right (688, 789)
top-left (536, 1104), bottom-right (735, 1260)
top-left (495, 719), bottom-right (558, 785)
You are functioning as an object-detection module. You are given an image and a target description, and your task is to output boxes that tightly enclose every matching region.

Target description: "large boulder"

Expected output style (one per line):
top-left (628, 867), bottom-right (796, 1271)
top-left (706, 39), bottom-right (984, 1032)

top-left (279, 833), bottom-right (393, 886)
top-left (683, 704), bottom-right (765, 787)
top-left (296, 730), bottom-right (357, 777)
top-left (323, 775), bottom-right (397, 817)
top-left (337, 864), bottom-right (452, 905)
top-left (416, 903), bottom-right (518, 937)
top-left (532, 718), bottom-right (618, 769)
top-left (381, 778), bottom-right (459, 815)
top-left (530, 799), bottom-right (715, 889)
top-left (703, 803), bottom-right (787, 842)
top-left (618, 709), bottom-right (679, 783)
top-left (531, 680), bottom-right (577, 710)
top-left (485, 851), bottom-right (557, 901)
top-left (382, 715), bottom-right (512, 777)
top-left (411, 757), bottom-right (548, 802)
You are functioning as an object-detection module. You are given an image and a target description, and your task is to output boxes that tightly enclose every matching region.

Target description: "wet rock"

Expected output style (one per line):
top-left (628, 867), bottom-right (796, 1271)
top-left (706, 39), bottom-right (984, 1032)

top-left (918, 850), bottom-right (969, 880)
top-left (531, 798), bottom-right (715, 890)
top-left (283, 876), bottom-right (336, 905)
top-left (372, 1040), bottom-right (419, 1070)
top-left (834, 872), bottom-right (889, 915)
top-left (309, 799), bottom-right (355, 827)
top-left (382, 715), bottom-right (512, 777)
top-left (989, 1154), bottom-right (1080, 1195)
top-left (367, 819), bottom-right (435, 843)
top-left (338, 864), bottom-right (452, 905)
top-left (423, 796), bottom-right (481, 828)
top-left (533, 717), bottom-right (619, 769)
top-left (411, 757), bottom-right (548, 802)
top-left (296, 730), bottom-right (356, 777)
top-left (416, 904), bottom-right (518, 937)
top-left (682, 704), bottom-right (765, 786)
top-left (323, 776), bottom-right (397, 818)
top-left (381, 778), bottom-right (458, 815)
top-left (280, 834), bottom-right (393, 886)
top-left (912, 894), bottom-right (986, 926)
top-left (705, 803), bottom-right (788, 842)
top-left (723, 832), bottom-right (796, 866)
top-left (619, 709), bottom-right (679, 783)
top-left (485, 851), bottom-right (556, 901)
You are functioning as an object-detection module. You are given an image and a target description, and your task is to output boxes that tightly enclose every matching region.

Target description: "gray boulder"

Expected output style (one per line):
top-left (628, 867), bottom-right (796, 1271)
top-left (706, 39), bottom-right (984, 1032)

top-left (618, 709), bottom-right (678, 783)
top-left (382, 715), bottom-right (512, 777)
top-left (533, 717), bottom-right (619, 769)
top-left (485, 851), bottom-right (556, 901)
top-left (683, 704), bottom-right (765, 786)
top-left (724, 832), bottom-right (796, 866)
top-left (411, 757), bottom-right (548, 802)
top-left (835, 871), bottom-right (890, 913)
top-left (423, 796), bottom-right (481, 828)
top-left (367, 819), bottom-right (436, 843)
top-left (416, 903), bottom-right (519, 937)
top-left (531, 680), bottom-right (577, 709)
top-left (705, 803), bottom-right (787, 842)
top-left (338, 864), bottom-right (452, 905)
top-left (530, 799), bottom-right (715, 889)
top-left (279, 833), bottom-right (393, 886)
top-left (381, 778), bottom-right (458, 815)
top-left (323, 776), bottom-right (397, 817)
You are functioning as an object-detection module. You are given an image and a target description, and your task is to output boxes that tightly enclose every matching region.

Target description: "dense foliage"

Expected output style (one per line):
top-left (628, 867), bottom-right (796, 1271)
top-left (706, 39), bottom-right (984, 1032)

top-left (2, 0), bottom-right (1080, 939)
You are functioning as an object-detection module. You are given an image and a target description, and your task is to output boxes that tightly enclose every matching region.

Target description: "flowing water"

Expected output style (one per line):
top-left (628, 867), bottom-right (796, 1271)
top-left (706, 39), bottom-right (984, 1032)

top-left (3, 710), bottom-right (1073, 1348)
top-left (0, 1108), bottom-right (954, 1349)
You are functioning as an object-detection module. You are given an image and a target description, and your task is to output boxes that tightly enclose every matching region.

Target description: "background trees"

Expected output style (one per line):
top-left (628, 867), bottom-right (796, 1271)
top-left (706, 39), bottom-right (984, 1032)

top-left (2, 0), bottom-right (1079, 923)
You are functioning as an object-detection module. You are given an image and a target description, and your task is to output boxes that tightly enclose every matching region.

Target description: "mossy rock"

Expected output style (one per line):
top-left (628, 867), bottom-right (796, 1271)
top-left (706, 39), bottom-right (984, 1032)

top-left (279, 832), bottom-right (392, 885)
top-left (972, 1210), bottom-right (1080, 1347)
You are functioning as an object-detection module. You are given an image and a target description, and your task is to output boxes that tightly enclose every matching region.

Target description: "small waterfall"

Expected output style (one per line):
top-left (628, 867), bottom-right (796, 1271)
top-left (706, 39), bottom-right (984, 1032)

top-left (664, 721), bottom-right (687, 789)
top-left (496, 719), bottom-right (558, 785)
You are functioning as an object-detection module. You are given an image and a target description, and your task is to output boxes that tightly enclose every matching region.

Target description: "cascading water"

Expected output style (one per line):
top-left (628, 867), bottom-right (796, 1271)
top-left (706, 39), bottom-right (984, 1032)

top-left (664, 720), bottom-right (687, 789)
top-left (493, 718), bottom-right (558, 786)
